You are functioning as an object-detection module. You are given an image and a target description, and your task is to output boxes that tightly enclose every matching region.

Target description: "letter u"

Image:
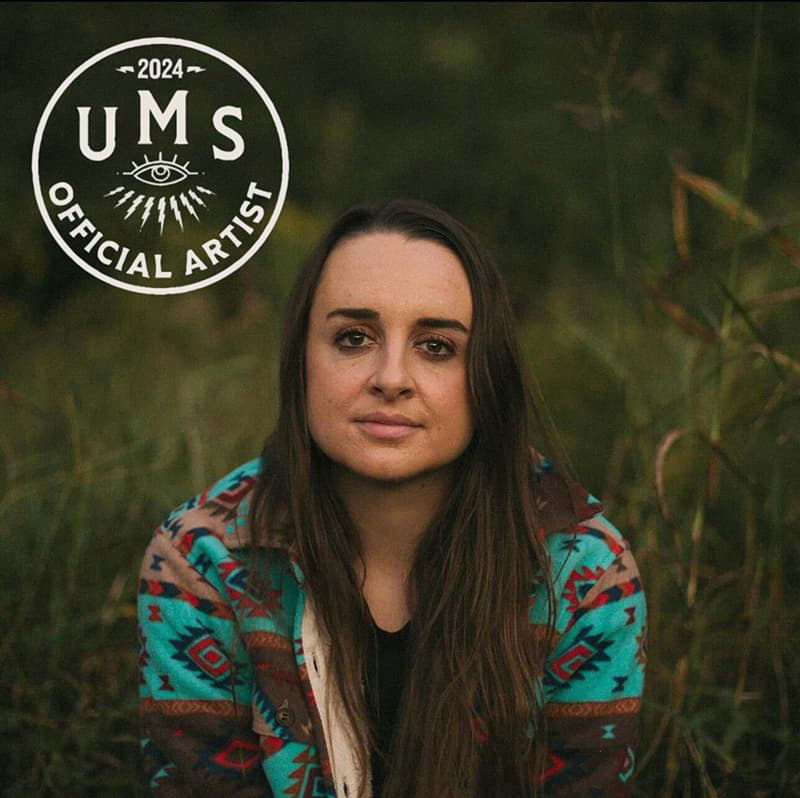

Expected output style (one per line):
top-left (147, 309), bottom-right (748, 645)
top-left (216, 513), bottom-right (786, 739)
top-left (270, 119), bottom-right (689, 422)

top-left (77, 106), bottom-right (118, 161)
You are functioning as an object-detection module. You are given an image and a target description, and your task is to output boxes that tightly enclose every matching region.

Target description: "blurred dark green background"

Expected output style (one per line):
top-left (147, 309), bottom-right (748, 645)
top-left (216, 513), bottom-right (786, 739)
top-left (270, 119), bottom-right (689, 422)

top-left (2, 3), bottom-right (799, 795)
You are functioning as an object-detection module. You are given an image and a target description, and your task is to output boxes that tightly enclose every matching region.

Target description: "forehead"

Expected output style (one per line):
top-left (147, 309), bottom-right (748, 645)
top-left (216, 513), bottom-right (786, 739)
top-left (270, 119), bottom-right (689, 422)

top-left (312, 231), bottom-right (472, 322)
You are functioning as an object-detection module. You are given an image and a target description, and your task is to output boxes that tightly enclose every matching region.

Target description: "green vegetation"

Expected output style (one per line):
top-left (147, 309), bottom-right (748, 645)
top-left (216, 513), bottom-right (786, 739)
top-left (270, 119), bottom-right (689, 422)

top-left (2, 3), bottom-right (798, 795)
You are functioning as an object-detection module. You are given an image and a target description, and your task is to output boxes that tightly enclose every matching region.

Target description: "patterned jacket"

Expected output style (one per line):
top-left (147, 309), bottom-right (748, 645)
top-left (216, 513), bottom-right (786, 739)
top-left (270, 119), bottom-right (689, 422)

top-left (138, 456), bottom-right (646, 797)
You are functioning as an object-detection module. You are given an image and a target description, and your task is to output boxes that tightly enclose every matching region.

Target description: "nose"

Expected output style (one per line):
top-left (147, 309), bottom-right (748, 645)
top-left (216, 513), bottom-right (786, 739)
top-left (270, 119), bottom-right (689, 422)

top-left (369, 340), bottom-right (414, 400)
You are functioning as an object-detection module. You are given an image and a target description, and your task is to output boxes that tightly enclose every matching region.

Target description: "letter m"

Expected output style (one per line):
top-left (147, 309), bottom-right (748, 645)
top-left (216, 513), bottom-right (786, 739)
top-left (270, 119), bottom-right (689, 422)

top-left (138, 90), bottom-right (188, 145)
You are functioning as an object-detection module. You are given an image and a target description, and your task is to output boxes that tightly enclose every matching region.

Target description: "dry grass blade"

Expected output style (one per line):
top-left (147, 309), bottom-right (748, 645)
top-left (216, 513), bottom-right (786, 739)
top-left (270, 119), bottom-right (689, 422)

top-left (735, 554), bottom-right (763, 707)
top-left (683, 728), bottom-right (721, 798)
top-left (654, 427), bottom-right (691, 526)
top-left (715, 278), bottom-right (786, 381)
top-left (646, 286), bottom-right (718, 342)
top-left (672, 176), bottom-right (690, 265)
top-left (749, 343), bottom-right (800, 377)
top-left (636, 706), bottom-right (673, 776)
top-left (766, 231), bottom-right (800, 266)
top-left (674, 165), bottom-right (761, 226)
top-left (687, 500), bottom-right (705, 609)
top-left (696, 432), bottom-right (758, 495)
top-left (674, 164), bottom-right (800, 269)
top-left (746, 286), bottom-right (800, 308)
top-left (768, 567), bottom-right (790, 732)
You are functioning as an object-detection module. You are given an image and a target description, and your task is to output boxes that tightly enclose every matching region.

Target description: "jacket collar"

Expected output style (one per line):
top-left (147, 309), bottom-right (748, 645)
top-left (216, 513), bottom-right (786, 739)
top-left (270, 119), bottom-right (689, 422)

top-left (531, 456), bottom-right (602, 535)
top-left (216, 455), bottom-right (602, 585)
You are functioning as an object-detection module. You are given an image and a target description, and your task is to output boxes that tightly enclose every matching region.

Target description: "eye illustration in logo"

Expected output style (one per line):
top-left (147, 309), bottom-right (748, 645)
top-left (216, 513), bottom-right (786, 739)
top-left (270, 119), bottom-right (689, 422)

top-left (105, 152), bottom-right (215, 235)
top-left (124, 153), bottom-right (198, 187)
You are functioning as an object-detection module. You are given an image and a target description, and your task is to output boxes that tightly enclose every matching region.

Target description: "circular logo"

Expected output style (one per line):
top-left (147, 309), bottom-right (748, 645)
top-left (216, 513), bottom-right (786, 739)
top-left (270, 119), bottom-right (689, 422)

top-left (32, 37), bottom-right (289, 295)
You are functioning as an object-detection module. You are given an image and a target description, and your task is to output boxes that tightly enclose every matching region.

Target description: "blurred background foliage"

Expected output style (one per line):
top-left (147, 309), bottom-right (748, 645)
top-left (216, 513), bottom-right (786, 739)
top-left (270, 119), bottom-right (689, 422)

top-left (1, 2), bottom-right (799, 795)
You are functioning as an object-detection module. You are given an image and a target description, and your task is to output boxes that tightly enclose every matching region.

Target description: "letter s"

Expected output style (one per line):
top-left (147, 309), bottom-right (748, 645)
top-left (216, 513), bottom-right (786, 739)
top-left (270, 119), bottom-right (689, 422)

top-left (212, 106), bottom-right (244, 161)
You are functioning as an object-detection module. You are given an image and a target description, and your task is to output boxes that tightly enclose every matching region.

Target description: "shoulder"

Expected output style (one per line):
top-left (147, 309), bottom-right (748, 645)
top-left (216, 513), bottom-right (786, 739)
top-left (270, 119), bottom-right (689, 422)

top-left (530, 451), bottom-right (602, 536)
top-left (158, 456), bottom-right (263, 548)
top-left (546, 512), bottom-right (636, 587)
top-left (139, 457), bottom-right (274, 611)
top-left (144, 453), bottom-right (295, 570)
top-left (531, 499), bottom-right (646, 639)
top-left (528, 453), bottom-right (636, 593)
top-left (139, 457), bottom-right (262, 595)
top-left (139, 456), bottom-right (302, 630)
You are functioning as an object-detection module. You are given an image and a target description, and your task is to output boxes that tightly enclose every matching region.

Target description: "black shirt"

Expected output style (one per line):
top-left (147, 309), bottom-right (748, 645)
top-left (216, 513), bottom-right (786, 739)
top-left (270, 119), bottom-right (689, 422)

top-left (364, 620), bottom-right (410, 797)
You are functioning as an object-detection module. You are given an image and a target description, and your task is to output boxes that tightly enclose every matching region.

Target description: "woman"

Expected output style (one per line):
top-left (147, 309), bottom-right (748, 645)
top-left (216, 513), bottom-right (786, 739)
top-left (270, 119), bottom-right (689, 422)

top-left (138, 199), bottom-right (646, 797)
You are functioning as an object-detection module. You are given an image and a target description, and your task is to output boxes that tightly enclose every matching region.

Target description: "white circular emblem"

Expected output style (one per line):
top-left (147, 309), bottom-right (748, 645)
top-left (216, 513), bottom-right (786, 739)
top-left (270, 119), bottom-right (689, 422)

top-left (32, 37), bottom-right (289, 295)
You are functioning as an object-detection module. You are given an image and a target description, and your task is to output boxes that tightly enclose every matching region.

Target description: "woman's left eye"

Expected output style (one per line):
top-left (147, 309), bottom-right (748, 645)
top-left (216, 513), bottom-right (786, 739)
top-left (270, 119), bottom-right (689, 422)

top-left (419, 337), bottom-right (455, 357)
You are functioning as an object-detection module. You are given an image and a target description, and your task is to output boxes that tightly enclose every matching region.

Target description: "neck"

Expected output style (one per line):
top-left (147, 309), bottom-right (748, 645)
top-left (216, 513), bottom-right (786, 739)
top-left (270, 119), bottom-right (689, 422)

top-left (333, 466), bottom-right (453, 577)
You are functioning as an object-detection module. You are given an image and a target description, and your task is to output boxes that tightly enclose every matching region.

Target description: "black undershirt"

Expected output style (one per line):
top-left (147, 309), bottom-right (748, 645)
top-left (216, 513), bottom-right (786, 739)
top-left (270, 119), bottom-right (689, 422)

top-left (364, 620), bottom-right (410, 797)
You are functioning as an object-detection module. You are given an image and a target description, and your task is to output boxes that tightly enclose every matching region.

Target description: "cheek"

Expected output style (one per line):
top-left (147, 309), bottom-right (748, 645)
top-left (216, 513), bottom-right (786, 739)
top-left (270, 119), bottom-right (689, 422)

top-left (455, 376), bottom-right (474, 438)
top-left (433, 371), bottom-right (472, 430)
top-left (308, 356), bottom-right (355, 401)
top-left (305, 353), bottom-right (326, 438)
top-left (306, 355), bottom-right (359, 433)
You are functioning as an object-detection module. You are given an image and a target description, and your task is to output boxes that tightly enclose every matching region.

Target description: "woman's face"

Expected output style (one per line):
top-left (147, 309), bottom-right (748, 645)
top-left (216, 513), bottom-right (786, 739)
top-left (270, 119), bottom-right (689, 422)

top-left (305, 231), bottom-right (474, 484)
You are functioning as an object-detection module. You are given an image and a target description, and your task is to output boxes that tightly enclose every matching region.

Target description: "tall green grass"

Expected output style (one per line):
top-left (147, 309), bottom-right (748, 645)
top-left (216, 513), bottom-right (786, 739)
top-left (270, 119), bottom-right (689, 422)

top-left (3, 9), bottom-right (799, 795)
top-left (3, 178), bottom-right (798, 795)
top-left (0, 288), bottom-right (282, 795)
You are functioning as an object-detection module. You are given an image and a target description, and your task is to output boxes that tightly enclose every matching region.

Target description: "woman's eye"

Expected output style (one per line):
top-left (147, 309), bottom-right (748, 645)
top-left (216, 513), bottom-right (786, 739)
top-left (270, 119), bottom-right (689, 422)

top-left (335, 329), bottom-right (371, 349)
top-left (420, 337), bottom-right (454, 357)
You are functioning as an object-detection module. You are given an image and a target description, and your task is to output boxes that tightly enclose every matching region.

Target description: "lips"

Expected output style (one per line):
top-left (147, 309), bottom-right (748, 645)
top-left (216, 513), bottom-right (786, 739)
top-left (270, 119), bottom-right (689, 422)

top-left (355, 412), bottom-right (422, 426)
top-left (353, 412), bottom-right (423, 440)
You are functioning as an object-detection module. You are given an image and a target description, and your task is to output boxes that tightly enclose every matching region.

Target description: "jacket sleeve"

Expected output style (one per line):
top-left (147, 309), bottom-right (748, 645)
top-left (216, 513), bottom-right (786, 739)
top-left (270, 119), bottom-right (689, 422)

top-left (540, 516), bottom-right (647, 797)
top-left (138, 515), bottom-right (272, 797)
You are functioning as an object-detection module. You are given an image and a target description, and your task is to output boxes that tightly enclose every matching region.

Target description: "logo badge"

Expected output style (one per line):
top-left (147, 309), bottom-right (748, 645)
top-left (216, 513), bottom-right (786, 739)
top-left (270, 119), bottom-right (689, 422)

top-left (32, 37), bottom-right (289, 294)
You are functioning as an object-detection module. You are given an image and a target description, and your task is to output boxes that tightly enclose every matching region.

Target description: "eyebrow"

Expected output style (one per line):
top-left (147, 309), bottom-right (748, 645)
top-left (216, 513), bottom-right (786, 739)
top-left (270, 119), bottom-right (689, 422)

top-left (326, 308), bottom-right (469, 334)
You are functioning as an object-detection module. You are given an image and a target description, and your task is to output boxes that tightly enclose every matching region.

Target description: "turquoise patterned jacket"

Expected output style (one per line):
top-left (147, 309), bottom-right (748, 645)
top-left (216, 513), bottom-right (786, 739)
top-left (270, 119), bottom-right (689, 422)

top-left (138, 456), bottom-right (646, 796)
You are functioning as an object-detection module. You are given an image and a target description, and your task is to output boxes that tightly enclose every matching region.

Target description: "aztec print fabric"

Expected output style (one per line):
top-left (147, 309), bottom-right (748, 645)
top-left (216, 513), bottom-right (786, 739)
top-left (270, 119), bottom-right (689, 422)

top-left (138, 456), bottom-right (646, 796)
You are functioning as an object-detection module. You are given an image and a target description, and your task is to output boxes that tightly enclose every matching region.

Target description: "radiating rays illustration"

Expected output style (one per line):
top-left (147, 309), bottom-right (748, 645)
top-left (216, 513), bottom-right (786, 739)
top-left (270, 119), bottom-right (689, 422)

top-left (105, 154), bottom-right (214, 235)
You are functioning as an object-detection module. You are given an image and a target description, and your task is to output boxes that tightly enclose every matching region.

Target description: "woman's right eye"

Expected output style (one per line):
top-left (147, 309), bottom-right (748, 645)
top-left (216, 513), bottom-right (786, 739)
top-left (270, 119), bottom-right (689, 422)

top-left (334, 328), bottom-right (371, 349)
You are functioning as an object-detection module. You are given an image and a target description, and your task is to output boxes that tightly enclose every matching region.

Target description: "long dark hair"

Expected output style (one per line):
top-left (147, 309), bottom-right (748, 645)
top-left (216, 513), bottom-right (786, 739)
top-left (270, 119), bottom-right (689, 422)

top-left (250, 199), bottom-right (571, 796)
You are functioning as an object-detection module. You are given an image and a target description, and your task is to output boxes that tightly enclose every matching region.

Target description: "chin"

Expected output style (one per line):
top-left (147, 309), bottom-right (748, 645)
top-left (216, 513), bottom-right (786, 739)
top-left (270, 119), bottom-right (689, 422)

top-left (340, 453), bottom-right (458, 486)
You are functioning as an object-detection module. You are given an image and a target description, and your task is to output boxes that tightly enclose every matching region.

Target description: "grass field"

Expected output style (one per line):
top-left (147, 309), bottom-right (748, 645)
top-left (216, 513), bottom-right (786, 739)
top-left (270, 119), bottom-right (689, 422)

top-left (2, 182), bottom-right (798, 795)
top-left (3, 5), bottom-right (799, 795)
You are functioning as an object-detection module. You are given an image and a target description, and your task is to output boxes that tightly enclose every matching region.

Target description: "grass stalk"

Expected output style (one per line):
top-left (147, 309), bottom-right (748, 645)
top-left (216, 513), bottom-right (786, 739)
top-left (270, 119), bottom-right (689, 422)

top-left (662, 655), bottom-right (688, 798)
top-left (709, 1), bottom-right (762, 449)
